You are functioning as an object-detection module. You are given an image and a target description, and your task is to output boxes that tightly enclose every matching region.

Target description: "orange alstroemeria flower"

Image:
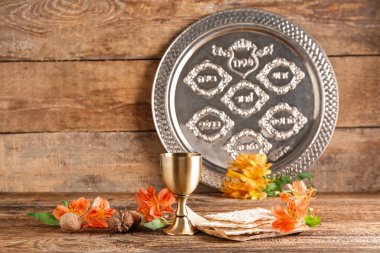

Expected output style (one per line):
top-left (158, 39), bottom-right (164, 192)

top-left (285, 181), bottom-right (315, 199)
top-left (281, 181), bottom-right (315, 213)
top-left (53, 197), bottom-right (90, 220)
top-left (271, 203), bottom-right (298, 232)
top-left (84, 197), bottom-right (116, 228)
top-left (135, 186), bottom-right (175, 222)
top-left (272, 180), bottom-right (316, 232)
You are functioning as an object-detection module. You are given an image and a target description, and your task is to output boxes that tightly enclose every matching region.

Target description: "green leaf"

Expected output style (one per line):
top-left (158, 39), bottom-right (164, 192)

top-left (296, 172), bottom-right (314, 187)
top-left (264, 182), bottom-right (278, 196)
top-left (266, 182), bottom-right (277, 191)
top-left (265, 174), bottom-right (292, 197)
top-left (62, 201), bottom-right (70, 207)
top-left (27, 212), bottom-right (59, 225)
top-left (280, 174), bottom-right (292, 184)
top-left (296, 172), bottom-right (313, 181)
top-left (142, 218), bottom-right (169, 230)
top-left (304, 214), bottom-right (321, 227)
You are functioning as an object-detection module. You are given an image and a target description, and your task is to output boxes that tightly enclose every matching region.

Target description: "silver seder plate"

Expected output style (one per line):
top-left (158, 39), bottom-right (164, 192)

top-left (152, 9), bottom-right (338, 189)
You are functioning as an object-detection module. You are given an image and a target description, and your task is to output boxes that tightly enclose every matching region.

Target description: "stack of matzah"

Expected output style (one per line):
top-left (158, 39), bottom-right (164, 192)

top-left (187, 207), bottom-right (308, 241)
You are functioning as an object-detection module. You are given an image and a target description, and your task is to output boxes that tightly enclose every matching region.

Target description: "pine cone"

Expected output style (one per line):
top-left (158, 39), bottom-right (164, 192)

top-left (108, 209), bottom-right (142, 233)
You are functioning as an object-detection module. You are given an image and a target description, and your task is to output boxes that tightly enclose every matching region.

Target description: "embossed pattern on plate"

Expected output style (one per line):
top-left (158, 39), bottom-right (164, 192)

top-left (186, 106), bottom-right (235, 143)
top-left (152, 9), bottom-right (338, 189)
top-left (220, 80), bottom-right (269, 118)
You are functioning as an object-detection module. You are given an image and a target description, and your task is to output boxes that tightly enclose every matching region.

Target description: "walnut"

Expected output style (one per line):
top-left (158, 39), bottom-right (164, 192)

top-left (108, 209), bottom-right (142, 233)
top-left (59, 213), bottom-right (82, 232)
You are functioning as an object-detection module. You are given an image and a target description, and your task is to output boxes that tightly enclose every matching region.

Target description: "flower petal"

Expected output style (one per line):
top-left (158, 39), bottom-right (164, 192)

top-left (85, 219), bottom-right (109, 228)
top-left (223, 153), bottom-right (272, 200)
top-left (272, 217), bottom-right (297, 232)
top-left (271, 205), bottom-right (288, 220)
top-left (280, 192), bottom-right (291, 203)
top-left (293, 181), bottom-right (307, 196)
top-left (147, 186), bottom-right (157, 199)
top-left (53, 205), bottom-right (69, 219)
top-left (149, 205), bottom-right (163, 220)
top-left (91, 196), bottom-right (110, 211)
top-left (136, 186), bottom-right (175, 222)
top-left (157, 188), bottom-right (175, 209)
top-left (271, 206), bottom-right (297, 232)
top-left (135, 188), bottom-right (150, 208)
top-left (103, 208), bottom-right (116, 219)
top-left (295, 198), bottom-right (309, 218)
top-left (69, 197), bottom-right (90, 216)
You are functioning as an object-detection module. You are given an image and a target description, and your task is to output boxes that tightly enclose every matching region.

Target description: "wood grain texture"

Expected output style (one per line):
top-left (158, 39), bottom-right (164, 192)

top-left (0, 0), bottom-right (379, 61)
top-left (0, 193), bottom-right (379, 252)
top-left (0, 60), bottom-right (156, 132)
top-left (335, 56), bottom-right (380, 128)
top-left (0, 128), bottom-right (378, 192)
top-left (0, 57), bottom-right (378, 133)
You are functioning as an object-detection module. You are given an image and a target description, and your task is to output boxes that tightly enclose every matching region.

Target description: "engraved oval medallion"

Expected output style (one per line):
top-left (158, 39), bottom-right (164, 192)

top-left (256, 58), bottom-right (305, 95)
top-left (221, 80), bottom-right (269, 118)
top-left (223, 129), bottom-right (272, 158)
top-left (183, 60), bottom-right (232, 98)
top-left (186, 106), bottom-right (234, 143)
top-left (212, 39), bottom-right (273, 79)
top-left (259, 103), bottom-right (308, 140)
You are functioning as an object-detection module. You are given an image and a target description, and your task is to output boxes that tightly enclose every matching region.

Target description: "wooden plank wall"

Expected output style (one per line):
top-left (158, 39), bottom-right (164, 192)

top-left (0, 0), bottom-right (379, 192)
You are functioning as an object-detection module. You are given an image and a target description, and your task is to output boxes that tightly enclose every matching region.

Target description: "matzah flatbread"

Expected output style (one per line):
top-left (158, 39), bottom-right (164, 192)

top-left (222, 227), bottom-right (277, 235)
top-left (186, 206), bottom-right (207, 226)
top-left (226, 231), bottom-right (301, 241)
top-left (198, 218), bottom-right (273, 229)
top-left (188, 207), bottom-right (309, 241)
top-left (205, 208), bottom-right (273, 224)
top-left (197, 226), bottom-right (305, 241)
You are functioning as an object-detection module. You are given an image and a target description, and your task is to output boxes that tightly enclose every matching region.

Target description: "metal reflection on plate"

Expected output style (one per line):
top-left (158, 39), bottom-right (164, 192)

top-left (183, 60), bottom-right (232, 99)
top-left (223, 129), bottom-right (272, 159)
top-left (256, 58), bottom-right (305, 95)
top-left (220, 80), bottom-right (269, 118)
top-left (268, 146), bottom-right (291, 162)
top-left (152, 9), bottom-right (339, 189)
top-left (186, 106), bottom-right (235, 143)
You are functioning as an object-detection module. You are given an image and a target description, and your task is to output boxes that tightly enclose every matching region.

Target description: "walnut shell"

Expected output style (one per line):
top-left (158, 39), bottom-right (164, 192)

top-left (59, 213), bottom-right (82, 232)
top-left (108, 209), bottom-right (142, 233)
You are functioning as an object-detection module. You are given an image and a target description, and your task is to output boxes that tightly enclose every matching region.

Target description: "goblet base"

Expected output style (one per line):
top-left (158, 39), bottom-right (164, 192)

top-left (164, 216), bottom-right (198, 235)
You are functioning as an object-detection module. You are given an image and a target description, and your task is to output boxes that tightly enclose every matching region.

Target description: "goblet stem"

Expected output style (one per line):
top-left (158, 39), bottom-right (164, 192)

top-left (164, 194), bottom-right (197, 235)
top-left (175, 195), bottom-right (189, 217)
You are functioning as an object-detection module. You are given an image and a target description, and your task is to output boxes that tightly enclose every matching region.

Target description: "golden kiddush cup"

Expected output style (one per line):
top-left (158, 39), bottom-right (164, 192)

top-left (160, 153), bottom-right (202, 235)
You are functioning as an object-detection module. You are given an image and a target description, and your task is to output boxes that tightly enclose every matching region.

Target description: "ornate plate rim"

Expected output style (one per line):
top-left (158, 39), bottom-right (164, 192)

top-left (152, 9), bottom-right (339, 189)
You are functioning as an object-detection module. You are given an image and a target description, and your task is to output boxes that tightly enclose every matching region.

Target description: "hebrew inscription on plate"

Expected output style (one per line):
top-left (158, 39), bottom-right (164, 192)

top-left (256, 58), bottom-right (305, 95)
top-left (212, 39), bottom-right (273, 79)
top-left (186, 106), bottom-right (234, 143)
top-left (223, 129), bottom-right (272, 159)
top-left (220, 80), bottom-right (269, 118)
top-left (259, 103), bottom-right (308, 141)
top-left (183, 60), bottom-right (232, 98)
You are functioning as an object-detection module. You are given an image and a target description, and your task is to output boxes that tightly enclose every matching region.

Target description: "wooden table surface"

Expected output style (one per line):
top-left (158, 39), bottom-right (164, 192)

top-left (0, 193), bottom-right (379, 252)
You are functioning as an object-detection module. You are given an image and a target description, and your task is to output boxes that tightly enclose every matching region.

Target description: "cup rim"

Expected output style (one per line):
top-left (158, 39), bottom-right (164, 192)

top-left (160, 152), bottom-right (201, 158)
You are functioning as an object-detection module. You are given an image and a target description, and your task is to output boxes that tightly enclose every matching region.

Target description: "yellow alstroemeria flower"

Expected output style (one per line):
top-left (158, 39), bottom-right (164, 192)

top-left (222, 153), bottom-right (272, 200)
